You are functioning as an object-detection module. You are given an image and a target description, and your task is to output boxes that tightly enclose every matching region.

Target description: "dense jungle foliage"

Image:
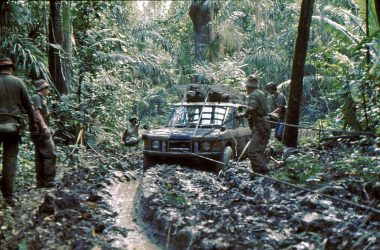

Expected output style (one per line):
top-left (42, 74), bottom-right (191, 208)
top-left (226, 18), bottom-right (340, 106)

top-left (0, 0), bottom-right (380, 249)
top-left (0, 0), bottom-right (378, 184)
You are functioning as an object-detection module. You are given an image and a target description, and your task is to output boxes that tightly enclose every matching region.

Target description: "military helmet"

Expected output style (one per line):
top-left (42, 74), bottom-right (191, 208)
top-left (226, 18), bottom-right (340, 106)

top-left (0, 56), bottom-right (16, 69)
top-left (34, 79), bottom-right (50, 91)
top-left (244, 74), bottom-right (259, 88)
top-left (265, 82), bottom-right (277, 90)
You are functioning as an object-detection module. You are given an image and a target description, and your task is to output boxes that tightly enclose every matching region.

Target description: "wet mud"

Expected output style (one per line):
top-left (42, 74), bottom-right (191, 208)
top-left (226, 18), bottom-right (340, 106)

top-left (1, 146), bottom-right (379, 250)
top-left (137, 162), bottom-right (380, 249)
top-left (107, 175), bottom-right (159, 249)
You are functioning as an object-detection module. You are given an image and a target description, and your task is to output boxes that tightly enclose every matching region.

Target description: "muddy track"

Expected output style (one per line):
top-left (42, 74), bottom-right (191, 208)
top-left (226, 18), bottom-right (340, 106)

top-left (135, 162), bottom-right (380, 250)
top-left (1, 146), bottom-right (379, 249)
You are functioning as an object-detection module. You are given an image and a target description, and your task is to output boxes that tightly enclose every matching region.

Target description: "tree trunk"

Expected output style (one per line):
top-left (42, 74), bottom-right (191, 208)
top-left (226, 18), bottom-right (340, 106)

top-left (375, 0), bottom-right (380, 26)
top-left (189, 0), bottom-right (216, 62)
top-left (61, 1), bottom-right (72, 92)
top-left (366, 0), bottom-right (370, 64)
top-left (283, 0), bottom-right (315, 148)
top-left (48, 0), bottom-right (68, 94)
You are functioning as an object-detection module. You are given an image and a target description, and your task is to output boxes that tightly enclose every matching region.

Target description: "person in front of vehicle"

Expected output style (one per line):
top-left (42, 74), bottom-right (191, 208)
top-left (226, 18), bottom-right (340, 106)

top-left (0, 56), bottom-right (37, 205)
top-left (122, 117), bottom-right (141, 146)
top-left (266, 82), bottom-right (287, 142)
top-left (244, 74), bottom-right (271, 174)
top-left (31, 79), bottom-right (57, 188)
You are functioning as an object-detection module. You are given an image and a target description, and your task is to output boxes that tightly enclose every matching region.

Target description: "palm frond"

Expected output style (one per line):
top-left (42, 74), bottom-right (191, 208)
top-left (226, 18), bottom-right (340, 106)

top-left (321, 5), bottom-right (365, 34)
top-left (108, 53), bottom-right (136, 64)
top-left (1, 36), bottom-right (51, 83)
top-left (218, 11), bottom-right (244, 52)
top-left (108, 52), bottom-right (175, 86)
top-left (133, 28), bottom-right (170, 52)
top-left (312, 16), bottom-right (361, 44)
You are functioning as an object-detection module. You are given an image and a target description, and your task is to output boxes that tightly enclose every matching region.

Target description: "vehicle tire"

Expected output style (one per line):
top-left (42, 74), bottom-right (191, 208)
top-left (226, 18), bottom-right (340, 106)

top-left (143, 156), bottom-right (156, 170)
top-left (216, 146), bottom-right (233, 171)
top-left (222, 146), bottom-right (233, 164)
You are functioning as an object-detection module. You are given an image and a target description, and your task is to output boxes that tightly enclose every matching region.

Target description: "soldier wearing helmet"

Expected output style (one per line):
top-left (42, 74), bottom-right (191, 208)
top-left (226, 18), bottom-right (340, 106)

top-left (266, 82), bottom-right (287, 141)
top-left (31, 79), bottom-right (57, 188)
top-left (0, 56), bottom-right (36, 205)
top-left (243, 74), bottom-right (270, 174)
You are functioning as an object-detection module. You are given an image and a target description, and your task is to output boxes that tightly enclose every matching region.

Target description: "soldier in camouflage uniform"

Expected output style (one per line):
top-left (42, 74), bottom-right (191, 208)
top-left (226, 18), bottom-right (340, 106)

top-left (244, 75), bottom-right (271, 174)
top-left (266, 82), bottom-right (287, 142)
top-left (0, 56), bottom-right (36, 205)
top-left (31, 80), bottom-right (57, 188)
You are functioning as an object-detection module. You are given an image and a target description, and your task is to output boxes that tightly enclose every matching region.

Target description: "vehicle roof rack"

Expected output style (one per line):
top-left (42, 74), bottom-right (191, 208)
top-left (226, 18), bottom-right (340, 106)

top-left (175, 84), bottom-right (245, 104)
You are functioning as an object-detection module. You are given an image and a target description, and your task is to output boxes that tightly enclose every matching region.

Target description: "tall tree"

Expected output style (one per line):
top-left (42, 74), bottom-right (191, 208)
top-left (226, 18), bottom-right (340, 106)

top-left (373, 0), bottom-right (380, 26)
top-left (61, 1), bottom-right (72, 92)
top-left (48, 0), bottom-right (70, 94)
top-left (189, 0), bottom-right (217, 62)
top-left (283, 0), bottom-right (315, 147)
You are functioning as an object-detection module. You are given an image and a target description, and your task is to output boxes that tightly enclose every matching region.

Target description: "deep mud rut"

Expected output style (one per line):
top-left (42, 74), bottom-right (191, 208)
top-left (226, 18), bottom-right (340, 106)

top-left (1, 147), bottom-right (379, 250)
top-left (136, 161), bottom-right (380, 250)
top-left (107, 176), bottom-right (159, 249)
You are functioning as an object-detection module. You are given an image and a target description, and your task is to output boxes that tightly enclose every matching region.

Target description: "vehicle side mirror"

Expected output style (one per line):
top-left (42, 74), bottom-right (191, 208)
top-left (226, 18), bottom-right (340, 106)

top-left (237, 112), bottom-right (245, 118)
top-left (220, 126), bottom-right (226, 132)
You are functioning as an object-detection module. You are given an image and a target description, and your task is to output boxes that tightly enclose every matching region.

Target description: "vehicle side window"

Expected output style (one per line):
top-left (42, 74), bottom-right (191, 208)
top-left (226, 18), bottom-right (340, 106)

top-left (236, 116), bottom-right (244, 128)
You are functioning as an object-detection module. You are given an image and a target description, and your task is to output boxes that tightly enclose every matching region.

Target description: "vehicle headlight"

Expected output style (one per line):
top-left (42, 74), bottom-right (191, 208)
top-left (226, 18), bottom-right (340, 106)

top-left (152, 140), bottom-right (160, 150)
top-left (202, 142), bottom-right (211, 151)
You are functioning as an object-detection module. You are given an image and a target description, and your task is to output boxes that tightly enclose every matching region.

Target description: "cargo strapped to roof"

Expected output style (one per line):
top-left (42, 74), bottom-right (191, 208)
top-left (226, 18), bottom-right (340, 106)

top-left (175, 84), bottom-right (245, 104)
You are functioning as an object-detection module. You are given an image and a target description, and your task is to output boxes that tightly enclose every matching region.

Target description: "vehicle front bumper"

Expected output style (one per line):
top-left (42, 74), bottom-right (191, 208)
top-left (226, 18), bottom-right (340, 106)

top-left (143, 150), bottom-right (223, 161)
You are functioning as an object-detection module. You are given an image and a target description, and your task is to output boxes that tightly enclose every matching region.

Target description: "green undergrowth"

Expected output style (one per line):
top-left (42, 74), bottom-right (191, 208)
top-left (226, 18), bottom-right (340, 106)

top-left (273, 151), bottom-right (323, 184)
top-left (327, 150), bottom-right (380, 182)
top-left (272, 140), bottom-right (380, 186)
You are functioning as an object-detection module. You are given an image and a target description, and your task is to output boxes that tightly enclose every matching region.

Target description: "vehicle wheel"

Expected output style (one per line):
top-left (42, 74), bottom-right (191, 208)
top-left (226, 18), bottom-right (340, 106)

top-left (143, 156), bottom-right (156, 170)
top-left (222, 146), bottom-right (233, 164)
top-left (217, 146), bottom-right (233, 171)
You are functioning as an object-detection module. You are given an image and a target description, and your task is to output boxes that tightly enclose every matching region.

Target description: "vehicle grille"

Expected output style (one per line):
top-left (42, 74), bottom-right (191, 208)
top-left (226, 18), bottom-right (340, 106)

top-left (169, 141), bottom-right (191, 152)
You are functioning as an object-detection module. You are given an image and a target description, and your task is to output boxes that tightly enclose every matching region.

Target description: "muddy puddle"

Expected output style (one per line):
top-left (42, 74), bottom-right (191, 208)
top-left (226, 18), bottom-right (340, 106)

top-left (107, 175), bottom-right (160, 250)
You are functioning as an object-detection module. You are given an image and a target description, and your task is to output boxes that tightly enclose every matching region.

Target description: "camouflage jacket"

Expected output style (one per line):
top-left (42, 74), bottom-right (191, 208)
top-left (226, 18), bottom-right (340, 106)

top-left (0, 73), bottom-right (35, 129)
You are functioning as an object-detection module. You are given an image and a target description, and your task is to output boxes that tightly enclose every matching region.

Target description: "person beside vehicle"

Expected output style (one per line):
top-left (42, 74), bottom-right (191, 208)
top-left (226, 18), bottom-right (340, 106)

top-left (122, 117), bottom-right (142, 146)
top-left (0, 56), bottom-right (36, 205)
top-left (31, 79), bottom-right (57, 188)
top-left (244, 74), bottom-right (271, 174)
top-left (266, 82), bottom-right (287, 142)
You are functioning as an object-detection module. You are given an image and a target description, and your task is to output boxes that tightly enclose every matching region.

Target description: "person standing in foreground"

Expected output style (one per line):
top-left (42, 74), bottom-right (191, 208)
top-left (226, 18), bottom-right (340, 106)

top-left (266, 82), bottom-right (287, 142)
top-left (0, 56), bottom-right (36, 205)
top-left (31, 80), bottom-right (57, 188)
top-left (244, 74), bottom-right (271, 174)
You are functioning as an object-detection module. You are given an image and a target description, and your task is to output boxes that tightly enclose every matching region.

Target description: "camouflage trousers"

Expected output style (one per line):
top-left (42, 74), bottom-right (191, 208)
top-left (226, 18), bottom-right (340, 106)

top-left (247, 121), bottom-right (271, 173)
top-left (0, 133), bottom-right (21, 198)
top-left (34, 134), bottom-right (56, 187)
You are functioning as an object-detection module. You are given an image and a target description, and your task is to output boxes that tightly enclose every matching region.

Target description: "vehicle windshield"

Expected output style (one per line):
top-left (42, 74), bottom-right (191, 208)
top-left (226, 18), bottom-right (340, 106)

top-left (168, 105), bottom-right (229, 128)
